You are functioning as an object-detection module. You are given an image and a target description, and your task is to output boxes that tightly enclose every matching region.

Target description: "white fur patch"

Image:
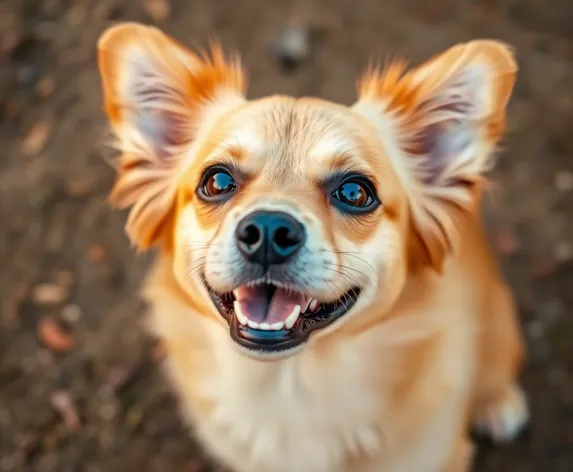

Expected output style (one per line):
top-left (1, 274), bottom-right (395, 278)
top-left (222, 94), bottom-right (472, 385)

top-left (226, 128), bottom-right (265, 154)
top-left (473, 384), bottom-right (530, 443)
top-left (310, 135), bottom-right (356, 160)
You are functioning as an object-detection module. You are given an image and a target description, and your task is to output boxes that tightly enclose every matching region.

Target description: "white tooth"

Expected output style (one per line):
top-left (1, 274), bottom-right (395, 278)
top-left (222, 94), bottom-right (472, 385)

top-left (270, 322), bottom-right (284, 330)
top-left (247, 320), bottom-right (259, 329)
top-left (259, 323), bottom-right (271, 330)
top-left (303, 297), bottom-right (312, 313)
top-left (284, 305), bottom-right (301, 330)
top-left (309, 299), bottom-right (320, 312)
top-left (233, 301), bottom-right (248, 325)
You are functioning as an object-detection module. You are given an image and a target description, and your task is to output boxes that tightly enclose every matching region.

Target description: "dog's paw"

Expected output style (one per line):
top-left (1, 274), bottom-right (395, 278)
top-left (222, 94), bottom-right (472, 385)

top-left (472, 384), bottom-right (530, 443)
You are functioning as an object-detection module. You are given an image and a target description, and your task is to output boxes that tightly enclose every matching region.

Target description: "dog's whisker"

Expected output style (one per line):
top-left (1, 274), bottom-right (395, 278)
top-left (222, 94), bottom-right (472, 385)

top-left (323, 262), bottom-right (373, 285)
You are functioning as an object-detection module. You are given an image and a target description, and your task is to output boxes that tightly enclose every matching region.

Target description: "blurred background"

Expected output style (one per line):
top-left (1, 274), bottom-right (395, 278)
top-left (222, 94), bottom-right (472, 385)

top-left (1, 0), bottom-right (572, 471)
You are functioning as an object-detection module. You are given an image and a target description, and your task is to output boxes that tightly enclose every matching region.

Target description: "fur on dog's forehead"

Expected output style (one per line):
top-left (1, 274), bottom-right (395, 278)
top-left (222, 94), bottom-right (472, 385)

top-left (195, 96), bottom-right (395, 186)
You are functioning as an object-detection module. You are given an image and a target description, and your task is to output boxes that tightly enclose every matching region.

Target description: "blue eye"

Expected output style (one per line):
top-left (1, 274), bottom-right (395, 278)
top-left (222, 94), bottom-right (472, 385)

top-left (330, 176), bottom-right (380, 214)
top-left (333, 181), bottom-right (372, 207)
top-left (198, 167), bottom-right (237, 202)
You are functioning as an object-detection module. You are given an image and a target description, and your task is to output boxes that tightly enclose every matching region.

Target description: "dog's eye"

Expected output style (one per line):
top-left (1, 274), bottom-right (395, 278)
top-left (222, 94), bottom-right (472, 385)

top-left (333, 181), bottom-right (372, 207)
top-left (334, 181), bottom-right (371, 207)
top-left (198, 168), bottom-right (237, 202)
top-left (331, 177), bottom-right (379, 214)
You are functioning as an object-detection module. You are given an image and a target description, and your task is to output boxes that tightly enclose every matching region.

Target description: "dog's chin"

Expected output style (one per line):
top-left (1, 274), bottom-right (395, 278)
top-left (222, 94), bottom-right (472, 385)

top-left (204, 278), bottom-right (362, 358)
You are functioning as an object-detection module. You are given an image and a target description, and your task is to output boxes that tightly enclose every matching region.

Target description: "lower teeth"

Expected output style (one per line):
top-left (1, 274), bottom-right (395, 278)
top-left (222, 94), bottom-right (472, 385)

top-left (309, 299), bottom-right (320, 312)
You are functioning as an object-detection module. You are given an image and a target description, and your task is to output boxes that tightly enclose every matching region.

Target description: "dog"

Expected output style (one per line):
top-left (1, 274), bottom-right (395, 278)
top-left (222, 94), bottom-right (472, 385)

top-left (97, 22), bottom-right (529, 472)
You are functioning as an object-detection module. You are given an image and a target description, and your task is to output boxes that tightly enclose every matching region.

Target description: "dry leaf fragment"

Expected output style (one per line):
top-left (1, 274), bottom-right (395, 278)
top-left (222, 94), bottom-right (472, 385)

top-left (33, 283), bottom-right (68, 305)
top-left (50, 390), bottom-right (81, 430)
top-left (22, 122), bottom-right (51, 156)
top-left (38, 316), bottom-right (76, 353)
top-left (87, 243), bottom-right (108, 262)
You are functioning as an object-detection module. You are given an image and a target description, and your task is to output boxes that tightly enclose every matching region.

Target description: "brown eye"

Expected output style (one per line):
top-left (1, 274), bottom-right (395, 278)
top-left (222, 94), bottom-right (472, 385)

top-left (333, 181), bottom-right (372, 208)
top-left (198, 168), bottom-right (237, 202)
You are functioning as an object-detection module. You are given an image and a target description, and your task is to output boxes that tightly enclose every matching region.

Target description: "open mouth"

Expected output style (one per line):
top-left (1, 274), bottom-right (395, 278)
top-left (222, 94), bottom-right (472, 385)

top-left (207, 282), bottom-right (361, 352)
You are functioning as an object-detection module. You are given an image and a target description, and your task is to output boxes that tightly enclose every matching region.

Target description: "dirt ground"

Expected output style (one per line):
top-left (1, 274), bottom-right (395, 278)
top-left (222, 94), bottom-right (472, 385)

top-left (1, 0), bottom-right (572, 471)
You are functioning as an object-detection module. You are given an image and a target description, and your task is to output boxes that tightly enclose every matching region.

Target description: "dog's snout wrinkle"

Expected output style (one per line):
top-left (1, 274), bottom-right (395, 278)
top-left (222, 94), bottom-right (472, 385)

top-left (235, 210), bottom-right (306, 270)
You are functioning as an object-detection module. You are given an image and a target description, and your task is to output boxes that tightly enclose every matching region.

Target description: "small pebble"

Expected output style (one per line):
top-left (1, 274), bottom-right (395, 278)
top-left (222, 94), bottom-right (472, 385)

top-left (16, 64), bottom-right (38, 87)
top-left (145, 0), bottom-right (171, 22)
top-left (98, 403), bottom-right (117, 422)
top-left (66, 177), bottom-right (93, 197)
top-left (272, 22), bottom-right (310, 72)
top-left (61, 304), bottom-right (82, 324)
top-left (36, 76), bottom-right (55, 98)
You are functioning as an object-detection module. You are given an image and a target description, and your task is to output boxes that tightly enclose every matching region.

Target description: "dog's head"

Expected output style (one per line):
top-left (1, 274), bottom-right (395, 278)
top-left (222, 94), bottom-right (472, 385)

top-left (97, 23), bottom-right (516, 358)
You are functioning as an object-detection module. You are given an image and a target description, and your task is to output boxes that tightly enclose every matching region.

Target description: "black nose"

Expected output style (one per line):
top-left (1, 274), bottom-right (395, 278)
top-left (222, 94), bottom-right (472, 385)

top-left (235, 211), bottom-right (306, 268)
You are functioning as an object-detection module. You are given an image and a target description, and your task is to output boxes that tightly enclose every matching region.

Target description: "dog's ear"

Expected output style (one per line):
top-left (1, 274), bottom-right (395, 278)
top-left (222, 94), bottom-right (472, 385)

top-left (352, 40), bottom-right (517, 272)
top-left (97, 22), bottom-right (246, 250)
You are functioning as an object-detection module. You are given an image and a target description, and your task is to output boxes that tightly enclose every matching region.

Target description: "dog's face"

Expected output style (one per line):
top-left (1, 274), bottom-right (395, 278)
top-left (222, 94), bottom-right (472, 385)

top-left (97, 23), bottom-right (516, 358)
top-left (175, 97), bottom-right (409, 355)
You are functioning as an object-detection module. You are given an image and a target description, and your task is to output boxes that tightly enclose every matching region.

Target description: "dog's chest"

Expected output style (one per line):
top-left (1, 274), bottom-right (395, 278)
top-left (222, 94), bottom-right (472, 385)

top-left (192, 342), bottom-right (386, 472)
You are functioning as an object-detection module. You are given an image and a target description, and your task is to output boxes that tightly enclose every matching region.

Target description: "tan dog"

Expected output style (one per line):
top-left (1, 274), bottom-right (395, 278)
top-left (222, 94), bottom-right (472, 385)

top-left (97, 23), bottom-right (529, 472)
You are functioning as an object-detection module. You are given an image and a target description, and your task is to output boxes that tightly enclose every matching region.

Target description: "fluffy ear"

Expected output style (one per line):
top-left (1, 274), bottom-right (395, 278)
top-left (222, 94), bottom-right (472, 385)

top-left (352, 40), bottom-right (517, 272)
top-left (97, 22), bottom-right (246, 250)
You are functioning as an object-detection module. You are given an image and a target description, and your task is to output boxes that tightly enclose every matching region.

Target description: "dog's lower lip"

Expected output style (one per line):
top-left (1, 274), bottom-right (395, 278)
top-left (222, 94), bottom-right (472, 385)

top-left (207, 282), bottom-right (361, 352)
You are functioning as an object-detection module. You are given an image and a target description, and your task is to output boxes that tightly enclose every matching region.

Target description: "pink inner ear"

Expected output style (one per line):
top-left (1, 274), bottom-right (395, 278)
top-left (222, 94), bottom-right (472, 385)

top-left (408, 90), bottom-right (477, 185)
top-left (124, 55), bottom-right (195, 159)
top-left (134, 107), bottom-right (191, 160)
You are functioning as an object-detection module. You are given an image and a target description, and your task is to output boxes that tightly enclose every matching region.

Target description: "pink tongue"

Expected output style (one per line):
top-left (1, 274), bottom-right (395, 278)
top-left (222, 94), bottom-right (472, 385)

top-left (235, 286), bottom-right (305, 324)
